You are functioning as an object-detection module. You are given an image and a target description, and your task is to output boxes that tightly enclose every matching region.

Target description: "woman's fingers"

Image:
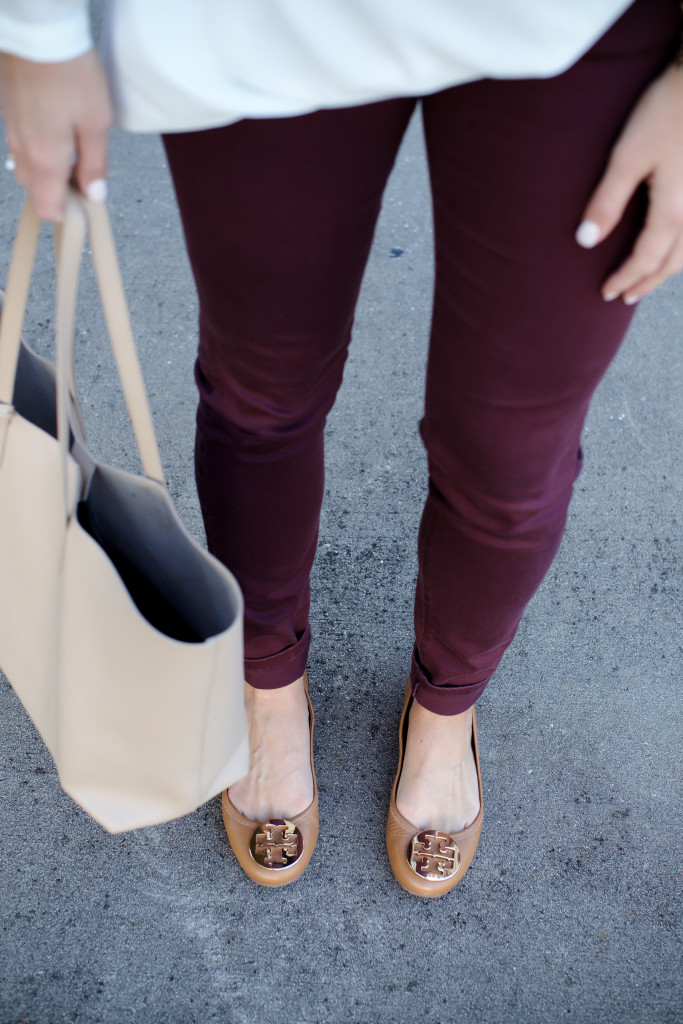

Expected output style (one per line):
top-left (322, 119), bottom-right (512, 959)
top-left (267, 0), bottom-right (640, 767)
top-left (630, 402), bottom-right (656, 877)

top-left (575, 64), bottom-right (683, 303)
top-left (576, 147), bottom-right (645, 251)
top-left (0, 50), bottom-right (112, 220)
top-left (614, 226), bottom-right (683, 303)
top-left (10, 131), bottom-right (74, 221)
top-left (74, 117), bottom-right (111, 204)
top-left (602, 201), bottom-right (681, 302)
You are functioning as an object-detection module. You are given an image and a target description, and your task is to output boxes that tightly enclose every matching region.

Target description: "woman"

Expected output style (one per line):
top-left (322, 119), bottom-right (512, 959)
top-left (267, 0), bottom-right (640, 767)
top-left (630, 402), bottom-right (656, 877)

top-left (1, 0), bottom-right (681, 895)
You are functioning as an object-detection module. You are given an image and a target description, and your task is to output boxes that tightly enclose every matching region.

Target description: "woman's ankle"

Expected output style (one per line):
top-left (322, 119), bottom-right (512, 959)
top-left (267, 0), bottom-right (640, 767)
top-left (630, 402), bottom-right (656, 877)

top-left (229, 674), bottom-right (313, 820)
top-left (396, 699), bottom-right (480, 833)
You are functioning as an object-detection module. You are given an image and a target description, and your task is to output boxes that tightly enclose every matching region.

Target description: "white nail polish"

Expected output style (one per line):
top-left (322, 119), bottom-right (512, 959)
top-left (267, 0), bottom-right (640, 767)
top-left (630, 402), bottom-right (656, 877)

top-left (86, 178), bottom-right (108, 203)
top-left (575, 220), bottom-right (601, 248)
top-left (623, 294), bottom-right (639, 305)
top-left (603, 292), bottom-right (618, 302)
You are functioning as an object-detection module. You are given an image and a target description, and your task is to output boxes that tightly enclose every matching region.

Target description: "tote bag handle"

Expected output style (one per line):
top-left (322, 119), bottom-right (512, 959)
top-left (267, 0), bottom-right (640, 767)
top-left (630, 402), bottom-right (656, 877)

top-left (0, 191), bottom-right (165, 489)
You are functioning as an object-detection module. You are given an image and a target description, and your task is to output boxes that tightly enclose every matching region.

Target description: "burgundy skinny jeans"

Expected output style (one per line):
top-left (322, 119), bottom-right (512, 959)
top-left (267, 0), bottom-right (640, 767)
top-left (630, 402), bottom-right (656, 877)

top-left (164, 0), bottom-right (679, 714)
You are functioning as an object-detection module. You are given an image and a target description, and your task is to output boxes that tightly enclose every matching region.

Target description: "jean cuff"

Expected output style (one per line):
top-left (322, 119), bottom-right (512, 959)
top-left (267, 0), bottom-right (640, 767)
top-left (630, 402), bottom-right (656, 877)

top-left (245, 625), bottom-right (311, 689)
top-left (410, 650), bottom-right (490, 715)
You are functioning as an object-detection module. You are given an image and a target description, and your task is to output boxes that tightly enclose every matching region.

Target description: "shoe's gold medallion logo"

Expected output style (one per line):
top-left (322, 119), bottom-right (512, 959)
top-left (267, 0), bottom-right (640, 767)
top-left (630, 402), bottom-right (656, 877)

top-left (250, 819), bottom-right (303, 869)
top-left (409, 830), bottom-right (460, 880)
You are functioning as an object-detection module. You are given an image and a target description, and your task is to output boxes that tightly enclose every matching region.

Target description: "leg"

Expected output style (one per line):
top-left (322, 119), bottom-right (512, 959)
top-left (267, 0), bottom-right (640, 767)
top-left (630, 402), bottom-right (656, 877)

top-left (164, 99), bottom-right (415, 819)
top-left (397, 0), bottom-right (680, 836)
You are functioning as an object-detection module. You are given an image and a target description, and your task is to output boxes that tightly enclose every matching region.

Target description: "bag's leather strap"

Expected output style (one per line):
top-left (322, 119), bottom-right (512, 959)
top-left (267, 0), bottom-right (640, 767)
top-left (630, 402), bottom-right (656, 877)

top-left (0, 200), bottom-right (41, 406)
top-left (55, 196), bottom-right (88, 515)
top-left (0, 190), bottom-right (164, 485)
top-left (81, 196), bottom-right (164, 482)
top-left (53, 220), bottom-right (86, 436)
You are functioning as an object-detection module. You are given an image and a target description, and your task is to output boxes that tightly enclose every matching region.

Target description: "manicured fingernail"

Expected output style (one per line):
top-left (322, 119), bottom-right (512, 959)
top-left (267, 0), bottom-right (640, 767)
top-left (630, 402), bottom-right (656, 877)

top-left (603, 291), bottom-right (618, 302)
top-left (86, 178), bottom-right (108, 203)
top-left (623, 294), bottom-right (639, 305)
top-left (575, 220), bottom-right (601, 248)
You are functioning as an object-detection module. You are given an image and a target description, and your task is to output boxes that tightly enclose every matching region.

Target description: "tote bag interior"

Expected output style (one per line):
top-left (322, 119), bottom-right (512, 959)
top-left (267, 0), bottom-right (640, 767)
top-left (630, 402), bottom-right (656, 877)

top-left (12, 338), bottom-right (239, 645)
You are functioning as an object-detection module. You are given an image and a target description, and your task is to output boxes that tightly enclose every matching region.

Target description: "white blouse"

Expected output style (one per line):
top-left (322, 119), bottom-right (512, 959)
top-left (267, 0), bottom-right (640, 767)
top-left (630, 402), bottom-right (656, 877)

top-left (0, 0), bottom-right (634, 132)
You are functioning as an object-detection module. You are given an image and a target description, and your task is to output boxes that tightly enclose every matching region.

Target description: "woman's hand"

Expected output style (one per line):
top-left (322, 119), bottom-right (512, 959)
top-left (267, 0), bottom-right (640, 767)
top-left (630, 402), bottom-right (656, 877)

top-left (0, 49), bottom-right (112, 220)
top-left (576, 63), bottom-right (683, 304)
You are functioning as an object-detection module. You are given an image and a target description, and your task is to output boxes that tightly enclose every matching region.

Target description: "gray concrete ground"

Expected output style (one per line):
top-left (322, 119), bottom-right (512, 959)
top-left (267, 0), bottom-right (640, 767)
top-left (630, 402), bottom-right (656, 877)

top-left (0, 109), bottom-right (681, 1024)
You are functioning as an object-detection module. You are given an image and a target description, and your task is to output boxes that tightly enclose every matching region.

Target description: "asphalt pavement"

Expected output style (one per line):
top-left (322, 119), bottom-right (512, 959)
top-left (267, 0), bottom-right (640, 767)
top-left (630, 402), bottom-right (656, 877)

top-left (0, 106), bottom-right (681, 1024)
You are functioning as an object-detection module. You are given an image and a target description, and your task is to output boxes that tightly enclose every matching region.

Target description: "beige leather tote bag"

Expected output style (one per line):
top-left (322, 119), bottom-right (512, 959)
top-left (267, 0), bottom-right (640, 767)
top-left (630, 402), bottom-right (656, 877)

top-left (0, 192), bottom-right (248, 833)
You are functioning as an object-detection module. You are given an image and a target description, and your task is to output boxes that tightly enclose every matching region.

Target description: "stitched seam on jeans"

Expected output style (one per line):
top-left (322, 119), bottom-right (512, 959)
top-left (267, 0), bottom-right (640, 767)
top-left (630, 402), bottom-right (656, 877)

top-left (415, 500), bottom-right (435, 655)
top-left (246, 645), bottom-right (307, 670)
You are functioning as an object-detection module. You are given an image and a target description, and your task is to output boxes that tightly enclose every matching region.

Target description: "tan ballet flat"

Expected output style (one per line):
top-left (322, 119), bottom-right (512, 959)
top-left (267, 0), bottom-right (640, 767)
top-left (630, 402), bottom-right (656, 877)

top-left (221, 674), bottom-right (318, 887)
top-left (386, 681), bottom-right (483, 897)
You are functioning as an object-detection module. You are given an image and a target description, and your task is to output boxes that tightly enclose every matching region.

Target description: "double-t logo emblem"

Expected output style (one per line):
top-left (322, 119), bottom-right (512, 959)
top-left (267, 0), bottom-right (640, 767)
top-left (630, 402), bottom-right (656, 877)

top-left (250, 818), bottom-right (303, 869)
top-left (409, 829), bottom-right (460, 880)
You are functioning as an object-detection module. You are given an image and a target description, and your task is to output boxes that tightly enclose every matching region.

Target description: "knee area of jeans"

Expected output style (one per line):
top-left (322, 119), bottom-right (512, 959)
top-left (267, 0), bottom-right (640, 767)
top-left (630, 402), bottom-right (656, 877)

top-left (426, 472), bottom-right (578, 546)
top-left (425, 439), bottom-right (583, 530)
top-left (196, 352), bottom-right (339, 442)
top-left (421, 414), bottom-right (585, 478)
top-left (196, 391), bottom-right (329, 455)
